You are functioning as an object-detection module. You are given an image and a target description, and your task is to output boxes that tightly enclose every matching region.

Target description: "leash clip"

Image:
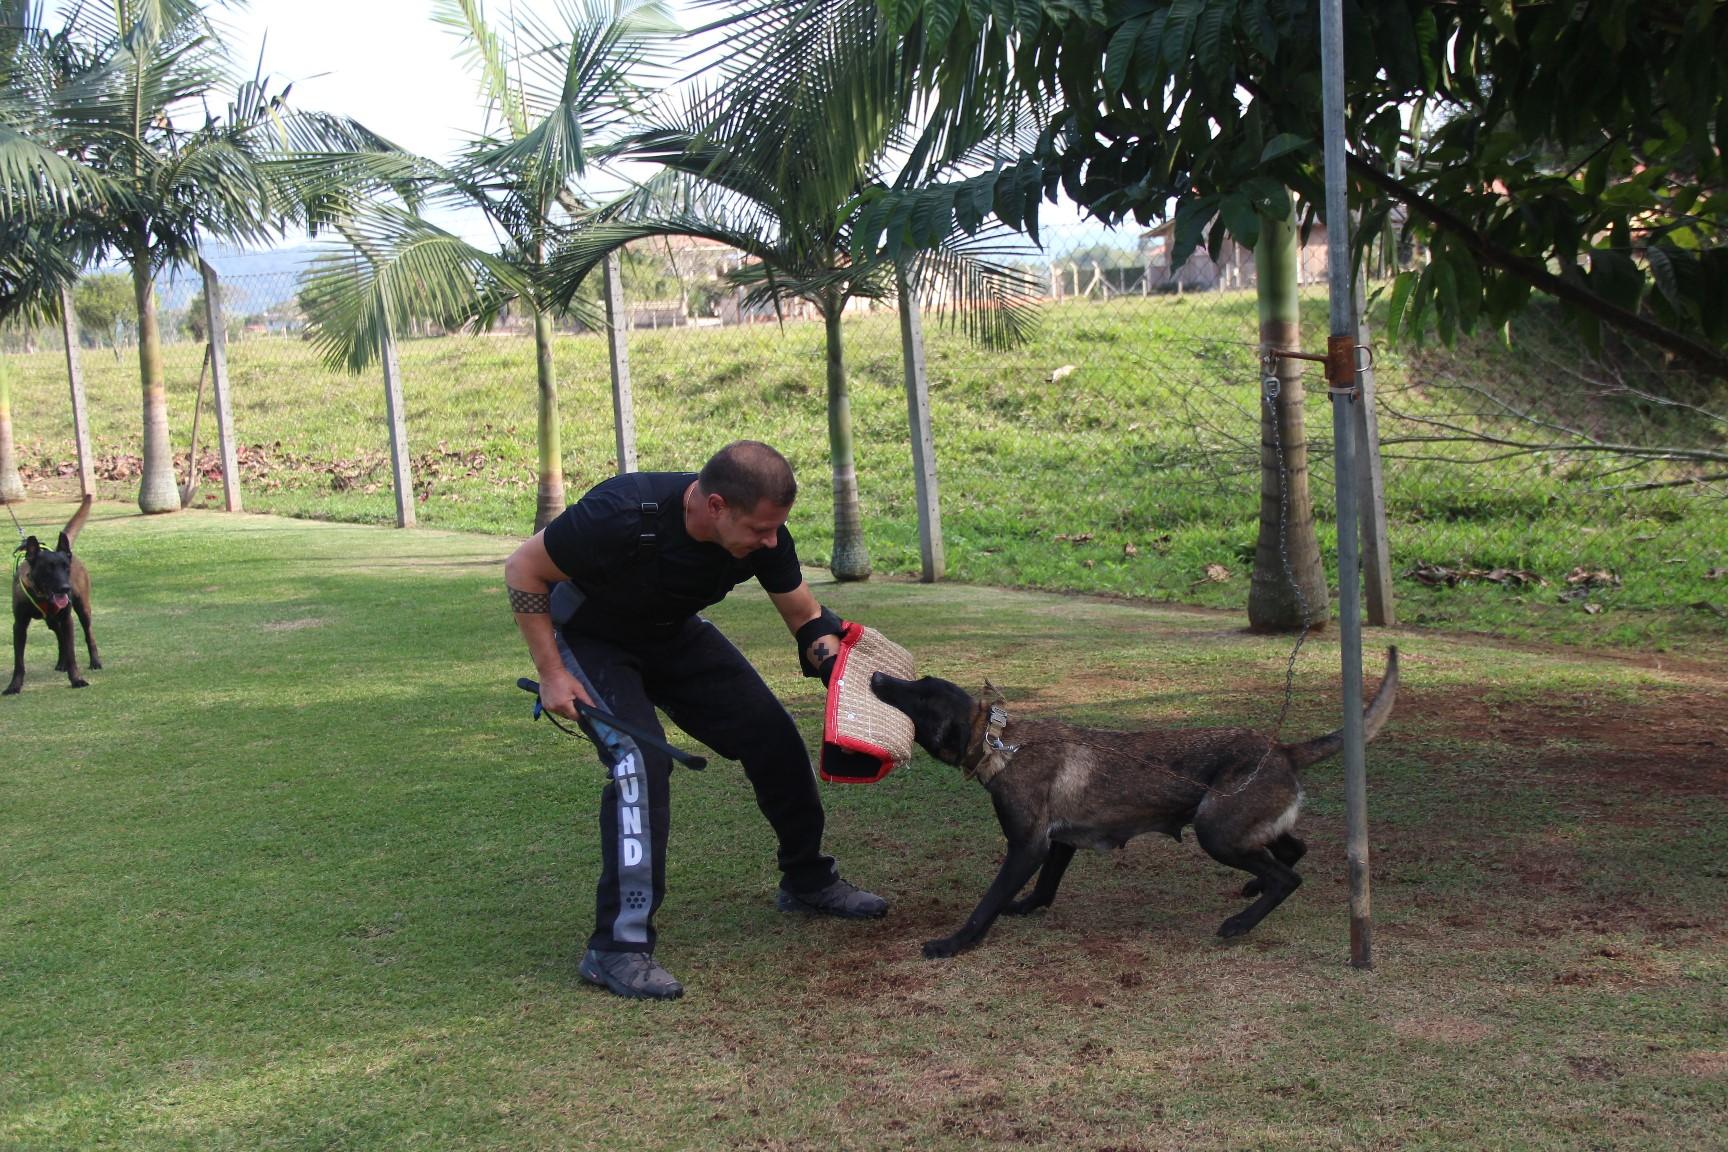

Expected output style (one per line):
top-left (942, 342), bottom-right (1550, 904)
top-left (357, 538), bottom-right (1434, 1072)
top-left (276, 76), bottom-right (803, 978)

top-left (984, 704), bottom-right (1018, 755)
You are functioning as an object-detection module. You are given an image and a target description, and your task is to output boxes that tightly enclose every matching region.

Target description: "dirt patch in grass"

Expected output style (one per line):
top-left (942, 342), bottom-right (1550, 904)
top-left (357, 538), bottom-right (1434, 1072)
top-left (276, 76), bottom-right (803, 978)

top-left (1396, 681), bottom-right (1728, 799)
top-left (1679, 1051), bottom-right (1728, 1078)
top-left (1391, 1015), bottom-right (1494, 1044)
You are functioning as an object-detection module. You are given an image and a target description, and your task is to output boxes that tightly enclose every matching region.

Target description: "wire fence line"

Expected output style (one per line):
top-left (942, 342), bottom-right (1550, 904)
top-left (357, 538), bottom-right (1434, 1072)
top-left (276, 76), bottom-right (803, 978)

top-left (4, 221), bottom-right (1724, 646)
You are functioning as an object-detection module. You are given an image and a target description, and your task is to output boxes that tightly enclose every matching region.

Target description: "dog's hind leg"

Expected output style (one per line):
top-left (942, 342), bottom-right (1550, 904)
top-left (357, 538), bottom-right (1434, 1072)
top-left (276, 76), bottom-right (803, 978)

top-left (1196, 826), bottom-right (1301, 938)
top-left (50, 615), bottom-right (86, 688)
top-left (923, 841), bottom-right (1048, 959)
top-left (1002, 841), bottom-right (1076, 916)
top-left (1241, 834), bottom-right (1307, 897)
top-left (73, 596), bottom-right (100, 670)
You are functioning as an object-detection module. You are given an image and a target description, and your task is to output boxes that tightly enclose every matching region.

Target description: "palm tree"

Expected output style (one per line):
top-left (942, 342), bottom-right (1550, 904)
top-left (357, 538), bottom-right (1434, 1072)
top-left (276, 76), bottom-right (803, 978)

top-left (297, 0), bottom-right (675, 532)
top-left (1, 0), bottom-right (403, 513)
top-left (548, 0), bottom-right (1038, 579)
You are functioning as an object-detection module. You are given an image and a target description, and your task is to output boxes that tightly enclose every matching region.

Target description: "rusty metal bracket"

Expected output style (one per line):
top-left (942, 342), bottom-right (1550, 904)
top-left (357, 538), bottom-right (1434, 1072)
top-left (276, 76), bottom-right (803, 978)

top-left (1264, 340), bottom-right (1372, 402)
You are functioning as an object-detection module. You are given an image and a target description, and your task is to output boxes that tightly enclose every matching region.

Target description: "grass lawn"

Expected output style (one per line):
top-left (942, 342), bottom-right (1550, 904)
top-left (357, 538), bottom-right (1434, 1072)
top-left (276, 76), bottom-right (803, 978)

top-left (3, 502), bottom-right (1724, 1150)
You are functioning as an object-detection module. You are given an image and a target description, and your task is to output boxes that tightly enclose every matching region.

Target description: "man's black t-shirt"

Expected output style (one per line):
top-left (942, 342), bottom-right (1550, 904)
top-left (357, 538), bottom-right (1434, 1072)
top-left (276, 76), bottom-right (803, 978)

top-left (542, 471), bottom-right (803, 640)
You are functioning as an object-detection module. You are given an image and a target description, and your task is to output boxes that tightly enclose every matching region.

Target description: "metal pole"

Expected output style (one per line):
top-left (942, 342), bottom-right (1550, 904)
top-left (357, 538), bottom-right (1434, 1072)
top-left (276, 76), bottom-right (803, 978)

top-left (379, 312), bottom-right (416, 528)
top-left (602, 253), bottom-right (636, 474)
top-left (199, 257), bottom-right (242, 511)
top-left (895, 261), bottom-right (944, 581)
top-left (1321, 0), bottom-right (1371, 968)
top-left (58, 284), bottom-right (95, 498)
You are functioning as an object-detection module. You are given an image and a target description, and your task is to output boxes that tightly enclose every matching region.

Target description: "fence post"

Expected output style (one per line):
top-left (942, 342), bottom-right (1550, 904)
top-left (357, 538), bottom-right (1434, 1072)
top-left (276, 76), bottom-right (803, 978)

top-left (58, 284), bottom-right (95, 498)
top-left (603, 253), bottom-right (637, 474)
top-left (378, 314), bottom-right (415, 528)
top-left (895, 262), bottom-right (944, 582)
top-left (1353, 279), bottom-right (1395, 626)
top-left (198, 257), bottom-right (242, 511)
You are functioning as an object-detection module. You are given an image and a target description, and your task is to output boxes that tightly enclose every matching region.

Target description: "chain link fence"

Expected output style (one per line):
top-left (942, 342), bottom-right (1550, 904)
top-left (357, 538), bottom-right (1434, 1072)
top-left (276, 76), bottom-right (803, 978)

top-left (4, 223), bottom-right (1724, 649)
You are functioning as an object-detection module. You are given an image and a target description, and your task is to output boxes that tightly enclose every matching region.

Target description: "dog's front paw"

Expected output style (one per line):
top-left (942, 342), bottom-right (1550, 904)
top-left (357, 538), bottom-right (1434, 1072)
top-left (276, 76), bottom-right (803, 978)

top-left (921, 936), bottom-right (965, 960)
top-left (70, 677), bottom-right (89, 689)
top-left (3, 681), bottom-right (20, 696)
top-left (90, 659), bottom-right (103, 670)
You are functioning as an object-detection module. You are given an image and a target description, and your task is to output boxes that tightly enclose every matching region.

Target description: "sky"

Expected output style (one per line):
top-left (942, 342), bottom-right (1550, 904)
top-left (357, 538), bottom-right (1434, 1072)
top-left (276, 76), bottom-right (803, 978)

top-left (49, 0), bottom-right (1129, 254)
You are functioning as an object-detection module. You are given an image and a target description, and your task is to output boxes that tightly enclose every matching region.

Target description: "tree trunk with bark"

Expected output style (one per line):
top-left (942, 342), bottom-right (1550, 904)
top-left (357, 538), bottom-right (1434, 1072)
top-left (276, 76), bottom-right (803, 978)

top-left (532, 305), bottom-right (565, 531)
top-left (132, 232), bottom-right (179, 514)
top-left (822, 295), bottom-right (870, 580)
top-left (1248, 207), bottom-right (1330, 632)
top-left (0, 362), bottom-right (23, 503)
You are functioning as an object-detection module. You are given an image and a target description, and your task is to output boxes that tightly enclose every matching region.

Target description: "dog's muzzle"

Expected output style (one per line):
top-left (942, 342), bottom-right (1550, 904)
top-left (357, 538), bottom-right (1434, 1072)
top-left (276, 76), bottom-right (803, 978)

top-left (820, 623), bottom-right (916, 784)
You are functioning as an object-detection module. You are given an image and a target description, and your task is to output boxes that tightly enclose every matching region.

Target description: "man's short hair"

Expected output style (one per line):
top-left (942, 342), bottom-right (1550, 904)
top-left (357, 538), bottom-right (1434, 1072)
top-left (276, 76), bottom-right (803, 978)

top-left (698, 441), bottom-right (797, 510)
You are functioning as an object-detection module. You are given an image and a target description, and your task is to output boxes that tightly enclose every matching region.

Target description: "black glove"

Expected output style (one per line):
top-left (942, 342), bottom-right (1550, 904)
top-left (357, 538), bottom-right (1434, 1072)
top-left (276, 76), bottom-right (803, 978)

top-left (795, 606), bottom-right (846, 684)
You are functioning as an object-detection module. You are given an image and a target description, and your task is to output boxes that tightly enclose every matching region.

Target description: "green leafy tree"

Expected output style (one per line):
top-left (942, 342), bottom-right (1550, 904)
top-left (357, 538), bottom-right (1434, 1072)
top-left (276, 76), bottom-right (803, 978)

top-left (871, 0), bottom-right (1728, 379)
top-left (1, 0), bottom-right (404, 513)
top-left (298, 0), bottom-right (674, 532)
top-left (73, 271), bottom-right (135, 353)
top-left (549, 0), bottom-right (1039, 579)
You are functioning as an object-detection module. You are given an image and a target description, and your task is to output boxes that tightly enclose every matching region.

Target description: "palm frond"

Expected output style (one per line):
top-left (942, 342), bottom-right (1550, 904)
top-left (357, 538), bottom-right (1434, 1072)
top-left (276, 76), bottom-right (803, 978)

top-left (299, 205), bottom-right (545, 374)
top-left (432, 0), bottom-right (529, 139)
top-left (544, 214), bottom-right (778, 311)
top-left (908, 224), bottom-right (1042, 349)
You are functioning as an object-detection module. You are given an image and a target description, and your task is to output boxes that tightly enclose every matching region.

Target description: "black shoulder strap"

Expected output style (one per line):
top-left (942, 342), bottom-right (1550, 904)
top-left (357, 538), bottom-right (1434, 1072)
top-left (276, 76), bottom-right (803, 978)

top-left (630, 471), bottom-right (660, 556)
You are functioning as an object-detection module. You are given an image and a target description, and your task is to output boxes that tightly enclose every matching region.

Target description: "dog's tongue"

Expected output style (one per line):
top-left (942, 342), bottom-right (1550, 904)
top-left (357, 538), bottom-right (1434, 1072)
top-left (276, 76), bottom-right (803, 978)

top-left (50, 593), bottom-right (70, 611)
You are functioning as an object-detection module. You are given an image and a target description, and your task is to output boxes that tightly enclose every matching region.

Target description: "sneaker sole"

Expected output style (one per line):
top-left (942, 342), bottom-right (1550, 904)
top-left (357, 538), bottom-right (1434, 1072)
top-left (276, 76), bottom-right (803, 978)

top-left (775, 892), bottom-right (889, 919)
top-left (578, 958), bottom-right (684, 1000)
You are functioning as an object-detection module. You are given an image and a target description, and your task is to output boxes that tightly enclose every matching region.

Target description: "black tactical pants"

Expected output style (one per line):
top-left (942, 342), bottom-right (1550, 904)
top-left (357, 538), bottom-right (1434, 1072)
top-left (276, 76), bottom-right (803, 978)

top-left (556, 615), bottom-right (837, 954)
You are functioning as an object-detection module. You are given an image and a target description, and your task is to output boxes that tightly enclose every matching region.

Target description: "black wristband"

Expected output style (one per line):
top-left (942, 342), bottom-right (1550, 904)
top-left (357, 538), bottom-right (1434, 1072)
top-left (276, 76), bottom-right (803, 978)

top-left (509, 586), bottom-right (551, 614)
top-left (795, 607), bottom-right (844, 679)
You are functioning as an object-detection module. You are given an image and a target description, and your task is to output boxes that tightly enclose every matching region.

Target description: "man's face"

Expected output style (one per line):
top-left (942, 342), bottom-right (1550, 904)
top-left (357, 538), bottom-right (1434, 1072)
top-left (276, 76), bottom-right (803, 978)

top-left (711, 497), bottom-right (791, 558)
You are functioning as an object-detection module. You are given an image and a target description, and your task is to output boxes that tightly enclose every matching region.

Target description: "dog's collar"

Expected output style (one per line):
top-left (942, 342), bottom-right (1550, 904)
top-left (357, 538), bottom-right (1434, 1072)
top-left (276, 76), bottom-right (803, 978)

top-left (961, 701), bottom-right (1018, 783)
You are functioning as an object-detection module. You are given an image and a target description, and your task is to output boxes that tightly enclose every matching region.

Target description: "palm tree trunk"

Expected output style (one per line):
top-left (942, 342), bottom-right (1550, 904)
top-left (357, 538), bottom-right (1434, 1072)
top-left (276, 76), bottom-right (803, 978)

top-left (0, 362), bottom-right (24, 503)
top-left (532, 306), bottom-right (565, 532)
top-left (1248, 206), bottom-right (1330, 632)
top-left (131, 233), bottom-right (178, 514)
top-left (822, 297), bottom-right (870, 580)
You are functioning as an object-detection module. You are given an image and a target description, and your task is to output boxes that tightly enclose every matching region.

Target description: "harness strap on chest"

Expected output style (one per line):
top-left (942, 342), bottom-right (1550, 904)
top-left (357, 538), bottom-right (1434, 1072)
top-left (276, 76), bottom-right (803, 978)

top-left (631, 472), bottom-right (661, 556)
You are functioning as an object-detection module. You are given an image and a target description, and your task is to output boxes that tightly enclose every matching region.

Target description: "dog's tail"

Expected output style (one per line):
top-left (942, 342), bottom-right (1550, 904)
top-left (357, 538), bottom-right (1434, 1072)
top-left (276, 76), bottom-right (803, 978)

top-left (59, 495), bottom-right (92, 550)
top-left (1286, 647), bottom-right (1399, 771)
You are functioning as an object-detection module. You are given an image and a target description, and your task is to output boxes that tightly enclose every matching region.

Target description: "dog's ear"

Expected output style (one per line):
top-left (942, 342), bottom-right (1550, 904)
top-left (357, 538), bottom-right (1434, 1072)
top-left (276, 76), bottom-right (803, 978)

top-left (978, 678), bottom-right (1006, 709)
top-left (22, 535), bottom-right (40, 561)
top-left (57, 532), bottom-right (72, 554)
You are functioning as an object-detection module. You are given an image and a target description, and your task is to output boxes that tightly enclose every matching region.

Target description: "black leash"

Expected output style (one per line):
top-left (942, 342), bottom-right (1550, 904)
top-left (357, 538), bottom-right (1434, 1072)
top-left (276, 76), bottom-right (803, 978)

top-left (516, 678), bottom-right (707, 770)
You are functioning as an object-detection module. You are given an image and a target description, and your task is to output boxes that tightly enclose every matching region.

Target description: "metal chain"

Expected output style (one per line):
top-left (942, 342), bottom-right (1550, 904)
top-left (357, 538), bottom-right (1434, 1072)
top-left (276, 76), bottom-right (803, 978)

top-left (1261, 352), bottom-right (1316, 741)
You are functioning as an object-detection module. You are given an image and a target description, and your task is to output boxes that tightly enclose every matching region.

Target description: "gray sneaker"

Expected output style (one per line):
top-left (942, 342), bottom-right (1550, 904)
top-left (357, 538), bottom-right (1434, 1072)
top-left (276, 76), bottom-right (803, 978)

top-left (578, 948), bottom-right (684, 1000)
top-left (776, 878), bottom-right (889, 919)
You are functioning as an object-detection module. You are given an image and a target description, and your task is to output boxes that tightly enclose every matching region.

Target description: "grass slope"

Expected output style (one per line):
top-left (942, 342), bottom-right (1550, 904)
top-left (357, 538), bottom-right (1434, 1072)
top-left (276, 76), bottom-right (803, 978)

top-left (7, 294), bottom-right (1725, 653)
top-left (2, 504), bottom-right (1723, 1150)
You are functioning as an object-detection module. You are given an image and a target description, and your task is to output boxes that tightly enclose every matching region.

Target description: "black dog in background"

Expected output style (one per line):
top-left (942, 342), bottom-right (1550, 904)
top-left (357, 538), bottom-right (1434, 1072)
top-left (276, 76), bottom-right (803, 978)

top-left (7, 497), bottom-right (101, 695)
